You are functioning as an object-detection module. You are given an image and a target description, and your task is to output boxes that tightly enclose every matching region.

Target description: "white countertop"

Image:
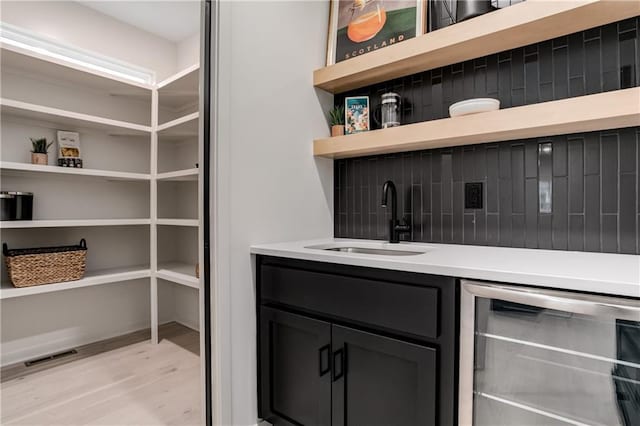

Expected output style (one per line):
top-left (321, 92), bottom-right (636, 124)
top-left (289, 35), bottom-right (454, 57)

top-left (250, 239), bottom-right (640, 298)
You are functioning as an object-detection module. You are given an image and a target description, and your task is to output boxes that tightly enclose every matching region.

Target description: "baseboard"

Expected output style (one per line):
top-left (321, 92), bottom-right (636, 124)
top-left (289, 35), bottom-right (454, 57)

top-left (1, 320), bottom-right (150, 367)
top-left (173, 317), bottom-right (200, 332)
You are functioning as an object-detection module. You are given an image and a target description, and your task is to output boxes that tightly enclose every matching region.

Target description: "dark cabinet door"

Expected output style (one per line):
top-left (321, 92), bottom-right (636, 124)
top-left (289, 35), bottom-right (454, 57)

top-left (331, 325), bottom-right (437, 426)
top-left (259, 307), bottom-right (332, 426)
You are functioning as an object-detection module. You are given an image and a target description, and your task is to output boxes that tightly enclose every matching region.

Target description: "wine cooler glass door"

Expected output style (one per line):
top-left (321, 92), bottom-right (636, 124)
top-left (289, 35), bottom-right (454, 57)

top-left (459, 281), bottom-right (640, 426)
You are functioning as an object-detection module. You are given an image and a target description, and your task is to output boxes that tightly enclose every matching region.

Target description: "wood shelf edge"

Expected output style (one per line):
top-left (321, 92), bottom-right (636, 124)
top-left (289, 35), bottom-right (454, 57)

top-left (314, 88), bottom-right (640, 159)
top-left (314, 0), bottom-right (640, 93)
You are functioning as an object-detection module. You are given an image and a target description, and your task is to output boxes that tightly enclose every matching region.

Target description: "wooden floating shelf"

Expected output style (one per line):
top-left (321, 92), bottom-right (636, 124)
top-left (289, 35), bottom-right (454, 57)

top-left (156, 262), bottom-right (199, 289)
top-left (0, 266), bottom-right (150, 300)
top-left (0, 219), bottom-right (151, 229)
top-left (0, 98), bottom-right (151, 135)
top-left (156, 168), bottom-right (199, 181)
top-left (0, 161), bottom-right (150, 181)
top-left (314, 0), bottom-right (640, 93)
top-left (314, 88), bottom-right (640, 159)
top-left (156, 218), bottom-right (199, 227)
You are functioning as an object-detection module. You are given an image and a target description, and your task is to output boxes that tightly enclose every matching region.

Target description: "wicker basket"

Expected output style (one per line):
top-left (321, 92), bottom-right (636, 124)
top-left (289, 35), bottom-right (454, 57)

top-left (3, 239), bottom-right (87, 287)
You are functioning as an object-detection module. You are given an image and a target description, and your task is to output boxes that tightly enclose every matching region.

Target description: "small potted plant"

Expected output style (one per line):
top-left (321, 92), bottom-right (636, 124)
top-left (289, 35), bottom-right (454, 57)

top-left (30, 137), bottom-right (53, 165)
top-left (329, 105), bottom-right (345, 137)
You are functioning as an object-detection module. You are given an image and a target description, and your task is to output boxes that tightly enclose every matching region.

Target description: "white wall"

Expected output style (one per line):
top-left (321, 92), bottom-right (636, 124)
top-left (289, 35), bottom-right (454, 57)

top-left (214, 1), bottom-right (333, 424)
top-left (177, 31), bottom-right (201, 70)
top-left (0, 0), bottom-right (178, 80)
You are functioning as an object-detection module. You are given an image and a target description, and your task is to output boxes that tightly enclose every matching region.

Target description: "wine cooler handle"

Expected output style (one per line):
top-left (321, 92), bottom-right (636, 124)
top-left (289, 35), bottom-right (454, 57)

top-left (462, 280), bottom-right (640, 321)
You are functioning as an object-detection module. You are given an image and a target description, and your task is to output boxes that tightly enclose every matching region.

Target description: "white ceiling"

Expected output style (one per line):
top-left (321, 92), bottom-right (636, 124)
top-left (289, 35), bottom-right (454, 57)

top-left (77, 1), bottom-right (200, 43)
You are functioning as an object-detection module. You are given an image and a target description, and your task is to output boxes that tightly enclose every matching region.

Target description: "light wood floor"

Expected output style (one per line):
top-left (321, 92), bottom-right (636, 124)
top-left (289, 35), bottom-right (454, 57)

top-left (0, 322), bottom-right (202, 426)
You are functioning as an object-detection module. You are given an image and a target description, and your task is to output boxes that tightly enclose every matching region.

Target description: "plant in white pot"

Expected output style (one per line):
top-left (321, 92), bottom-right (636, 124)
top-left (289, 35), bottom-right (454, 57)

top-left (30, 137), bottom-right (53, 165)
top-left (329, 105), bottom-right (345, 137)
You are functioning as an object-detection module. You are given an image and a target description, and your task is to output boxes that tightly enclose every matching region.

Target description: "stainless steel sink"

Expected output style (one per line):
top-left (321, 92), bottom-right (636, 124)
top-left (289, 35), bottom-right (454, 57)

top-left (306, 243), bottom-right (429, 256)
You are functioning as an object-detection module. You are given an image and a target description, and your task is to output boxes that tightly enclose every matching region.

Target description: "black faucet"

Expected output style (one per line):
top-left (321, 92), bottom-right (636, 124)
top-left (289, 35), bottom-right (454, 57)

top-left (381, 180), bottom-right (411, 243)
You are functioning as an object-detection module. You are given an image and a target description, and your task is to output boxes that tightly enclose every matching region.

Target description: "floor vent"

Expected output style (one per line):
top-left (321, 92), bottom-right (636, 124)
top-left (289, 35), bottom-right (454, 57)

top-left (24, 349), bottom-right (78, 367)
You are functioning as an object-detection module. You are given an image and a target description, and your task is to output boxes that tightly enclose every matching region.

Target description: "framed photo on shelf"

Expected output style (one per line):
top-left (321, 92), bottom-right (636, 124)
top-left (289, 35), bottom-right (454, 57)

top-left (326, 0), bottom-right (426, 65)
top-left (345, 96), bottom-right (370, 134)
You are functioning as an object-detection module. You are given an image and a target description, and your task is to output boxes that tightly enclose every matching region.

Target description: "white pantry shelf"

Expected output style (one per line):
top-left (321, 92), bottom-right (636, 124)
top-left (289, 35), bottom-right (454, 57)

top-left (0, 98), bottom-right (152, 135)
top-left (0, 161), bottom-right (151, 181)
top-left (1, 45), bottom-right (153, 98)
top-left (0, 219), bottom-right (151, 229)
top-left (156, 262), bottom-right (199, 289)
top-left (157, 64), bottom-right (199, 110)
top-left (156, 218), bottom-right (199, 227)
top-left (156, 168), bottom-right (199, 181)
top-left (157, 112), bottom-right (199, 136)
top-left (0, 266), bottom-right (151, 300)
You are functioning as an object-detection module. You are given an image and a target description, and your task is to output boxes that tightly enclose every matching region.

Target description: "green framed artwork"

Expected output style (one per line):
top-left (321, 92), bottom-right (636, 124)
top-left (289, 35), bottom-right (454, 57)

top-left (326, 0), bottom-right (426, 65)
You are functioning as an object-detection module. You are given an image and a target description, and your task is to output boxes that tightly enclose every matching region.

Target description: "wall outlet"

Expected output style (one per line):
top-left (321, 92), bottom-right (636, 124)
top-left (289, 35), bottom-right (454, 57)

top-left (465, 182), bottom-right (483, 209)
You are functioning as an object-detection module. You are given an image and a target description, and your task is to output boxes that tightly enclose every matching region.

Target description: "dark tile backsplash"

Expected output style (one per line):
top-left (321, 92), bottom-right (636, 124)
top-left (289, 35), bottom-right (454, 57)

top-left (336, 18), bottom-right (640, 128)
top-left (333, 18), bottom-right (640, 254)
top-left (334, 128), bottom-right (640, 254)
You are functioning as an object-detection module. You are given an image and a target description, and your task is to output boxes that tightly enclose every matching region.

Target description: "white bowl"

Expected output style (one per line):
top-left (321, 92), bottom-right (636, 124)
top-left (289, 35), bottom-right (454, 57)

top-left (449, 98), bottom-right (500, 117)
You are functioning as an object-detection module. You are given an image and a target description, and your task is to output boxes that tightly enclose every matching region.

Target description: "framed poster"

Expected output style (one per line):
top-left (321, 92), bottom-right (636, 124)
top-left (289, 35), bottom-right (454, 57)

top-left (326, 0), bottom-right (425, 65)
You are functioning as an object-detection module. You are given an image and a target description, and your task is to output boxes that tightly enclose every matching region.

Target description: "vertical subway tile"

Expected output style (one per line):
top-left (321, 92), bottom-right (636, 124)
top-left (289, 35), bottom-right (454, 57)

top-left (464, 60), bottom-right (475, 98)
top-left (568, 215), bottom-right (585, 251)
top-left (602, 215), bottom-right (618, 253)
top-left (619, 28), bottom-right (637, 88)
top-left (568, 138), bottom-right (584, 213)
top-left (474, 146), bottom-right (487, 181)
top-left (474, 63), bottom-right (487, 98)
top-left (464, 214), bottom-right (475, 244)
top-left (620, 128), bottom-right (637, 173)
top-left (487, 214), bottom-right (499, 245)
top-left (432, 183), bottom-right (442, 242)
top-left (553, 136), bottom-right (568, 177)
top-left (525, 141), bottom-right (538, 178)
top-left (486, 54), bottom-right (499, 96)
top-left (453, 182), bottom-right (464, 243)
top-left (463, 148), bottom-right (475, 181)
top-left (584, 132), bottom-right (600, 175)
top-left (499, 143), bottom-right (512, 179)
top-left (552, 177), bottom-right (568, 250)
top-left (601, 23), bottom-right (620, 91)
top-left (553, 45), bottom-right (569, 99)
top-left (487, 146), bottom-right (499, 213)
top-left (585, 38), bottom-right (602, 94)
top-left (476, 209), bottom-right (487, 245)
top-left (442, 153), bottom-right (453, 214)
top-left (512, 215), bottom-right (525, 248)
top-left (499, 178), bottom-right (512, 246)
top-left (453, 147), bottom-right (464, 182)
top-left (498, 56), bottom-right (512, 107)
top-left (512, 145), bottom-right (525, 214)
top-left (443, 214), bottom-right (453, 242)
top-left (585, 174), bottom-right (601, 252)
top-left (525, 178), bottom-right (538, 248)
top-left (511, 48), bottom-right (525, 89)
top-left (601, 133), bottom-right (619, 214)
top-left (539, 41), bottom-right (553, 83)
top-left (538, 214), bottom-right (553, 249)
top-left (620, 174), bottom-right (637, 254)
top-left (524, 51), bottom-right (539, 104)
top-left (411, 184), bottom-right (423, 241)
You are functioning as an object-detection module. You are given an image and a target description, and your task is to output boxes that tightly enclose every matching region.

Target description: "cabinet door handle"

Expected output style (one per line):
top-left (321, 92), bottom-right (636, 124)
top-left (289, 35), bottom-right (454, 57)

top-left (332, 348), bottom-right (345, 382)
top-left (318, 344), bottom-right (331, 376)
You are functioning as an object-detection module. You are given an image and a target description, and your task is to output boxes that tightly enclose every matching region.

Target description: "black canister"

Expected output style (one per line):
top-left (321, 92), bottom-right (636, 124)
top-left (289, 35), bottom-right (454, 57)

top-left (8, 192), bottom-right (33, 220)
top-left (456, 0), bottom-right (495, 22)
top-left (0, 192), bottom-right (15, 221)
